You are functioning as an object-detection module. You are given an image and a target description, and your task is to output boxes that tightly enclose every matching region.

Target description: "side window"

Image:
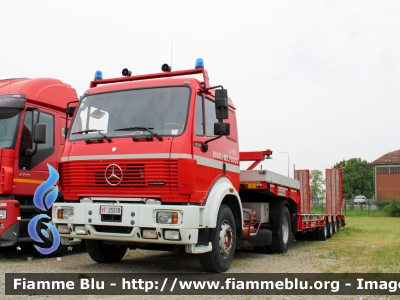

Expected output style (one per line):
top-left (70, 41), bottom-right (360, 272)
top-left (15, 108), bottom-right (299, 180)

top-left (195, 95), bottom-right (204, 136)
top-left (34, 111), bottom-right (54, 149)
top-left (205, 98), bottom-right (237, 141)
top-left (205, 98), bottom-right (217, 137)
top-left (20, 112), bottom-right (33, 155)
top-left (19, 110), bottom-right (54, 170)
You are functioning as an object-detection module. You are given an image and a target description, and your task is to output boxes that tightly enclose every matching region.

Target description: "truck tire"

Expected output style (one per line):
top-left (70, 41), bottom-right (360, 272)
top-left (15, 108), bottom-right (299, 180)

top-left (199, 204), bottom-right (236, 273)
top-left (317, 222), bottom-right (327, 241)
top-left (268, 206), bottom-right (291, 254)
top-left (332, 217), bottom-right (338, 234)
top-left (86, 240), bottom-right (127, 263)
top-left (308, 229), bottom-right (318, 240)
top-left (327, 218), bottom-right (333, 238)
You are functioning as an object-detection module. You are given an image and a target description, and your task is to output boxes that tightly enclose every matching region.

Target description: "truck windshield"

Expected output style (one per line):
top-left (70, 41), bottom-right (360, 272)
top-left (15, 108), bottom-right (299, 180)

top-left (0, 108), bottom-right (21, 148)
top-left (69, 86), bottom-right (191, 141)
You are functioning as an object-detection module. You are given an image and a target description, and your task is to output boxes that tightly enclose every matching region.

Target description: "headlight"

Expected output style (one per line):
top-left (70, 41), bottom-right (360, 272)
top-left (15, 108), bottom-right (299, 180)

top-left (0, 209), bottom-right (6, 220)
top-left (156, 211), bottom-right (181, 225)
top-left (56, 207), bottom-right (74, 221)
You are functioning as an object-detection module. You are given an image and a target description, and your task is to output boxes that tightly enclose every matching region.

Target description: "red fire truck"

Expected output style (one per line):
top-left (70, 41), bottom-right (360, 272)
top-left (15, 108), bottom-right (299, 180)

top-left (53, 60), bottom-right (345, 272)
top-left (0, 78), bottom-right (78, 255)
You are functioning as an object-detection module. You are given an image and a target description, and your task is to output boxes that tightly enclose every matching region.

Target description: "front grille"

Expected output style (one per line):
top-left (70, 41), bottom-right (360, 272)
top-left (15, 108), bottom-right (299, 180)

top-left (94, 164), bottom-right (146, 187)
top-left (60, 159), bottom-right (178, 194)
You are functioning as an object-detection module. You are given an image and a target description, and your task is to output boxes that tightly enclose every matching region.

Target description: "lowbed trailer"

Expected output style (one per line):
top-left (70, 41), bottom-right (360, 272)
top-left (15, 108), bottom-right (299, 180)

top-left (52, 59), bottom-right (345, 272)
top-left (240, 150), bottom-right (345, 249)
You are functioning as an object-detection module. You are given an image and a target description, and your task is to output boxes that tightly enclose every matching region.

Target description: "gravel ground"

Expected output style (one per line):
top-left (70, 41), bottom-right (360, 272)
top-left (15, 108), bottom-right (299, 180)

top-left (0, 239), bottom-right (396, 300)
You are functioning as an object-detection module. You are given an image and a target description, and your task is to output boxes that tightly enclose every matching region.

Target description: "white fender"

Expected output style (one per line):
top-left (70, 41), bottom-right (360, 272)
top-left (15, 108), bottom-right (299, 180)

top-left (201, 177), bottom-right (243, 228)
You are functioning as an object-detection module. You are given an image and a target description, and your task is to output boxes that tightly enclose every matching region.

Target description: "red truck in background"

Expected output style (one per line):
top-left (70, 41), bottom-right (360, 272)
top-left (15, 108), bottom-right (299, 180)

top-left (0, 78), bottom-right (78, 255)
top-left (53, 59), bottom-right (345, 272)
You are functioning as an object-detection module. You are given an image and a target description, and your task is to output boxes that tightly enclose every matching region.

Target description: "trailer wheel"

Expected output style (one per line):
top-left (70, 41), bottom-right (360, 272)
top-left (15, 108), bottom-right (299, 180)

top-left (327, 218), bottom-right (333, 238)
top-left (268, 206), bottom-right (291, 254)
top-left (317, 222), bottom-right (327, 241)
top-left (86, 240), bottom-right (127, 263)
top-left (308, 229), bottom-right (318, 240)
top-left (199, 204), bottom-right (236, 273)
top-left (332, 217), bottom-right (338, 234)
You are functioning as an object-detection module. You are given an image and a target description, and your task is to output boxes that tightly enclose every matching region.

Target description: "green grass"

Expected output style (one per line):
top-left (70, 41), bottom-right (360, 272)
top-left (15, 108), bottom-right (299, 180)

top-left (305, 216), bottom-right (400, 273)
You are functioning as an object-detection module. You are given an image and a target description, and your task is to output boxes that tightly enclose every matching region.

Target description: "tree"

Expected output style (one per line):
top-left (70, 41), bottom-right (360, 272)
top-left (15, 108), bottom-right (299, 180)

top-left (310, 169), bottom-right (325, 200)
top-left (333, 158), bottom-right (373, 200)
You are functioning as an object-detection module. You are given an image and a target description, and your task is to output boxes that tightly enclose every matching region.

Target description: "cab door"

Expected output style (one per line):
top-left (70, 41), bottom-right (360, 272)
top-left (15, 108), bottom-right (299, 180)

top-left (192, 94), bottom-right (239, 204)
top-left (14, 108), bottom-right (57, 196)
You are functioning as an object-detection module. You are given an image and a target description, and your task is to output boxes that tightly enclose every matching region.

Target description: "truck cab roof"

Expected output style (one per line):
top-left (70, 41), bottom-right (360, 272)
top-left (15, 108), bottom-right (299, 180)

top-left (0, 78), bottom-right (78, 111)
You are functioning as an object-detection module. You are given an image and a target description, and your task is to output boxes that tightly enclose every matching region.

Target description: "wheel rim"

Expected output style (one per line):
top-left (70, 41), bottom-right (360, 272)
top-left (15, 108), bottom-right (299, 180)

top-left (282, 216), bottom-right (289, 243)
top-left (219, 220), bottom-right (234, 258)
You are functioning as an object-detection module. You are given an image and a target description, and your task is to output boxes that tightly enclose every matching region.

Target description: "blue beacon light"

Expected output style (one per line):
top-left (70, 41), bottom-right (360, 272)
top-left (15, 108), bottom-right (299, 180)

top-left (195, 58), bottom-right (204, 69)
top-left (94, 70), bottom-right (103, 80)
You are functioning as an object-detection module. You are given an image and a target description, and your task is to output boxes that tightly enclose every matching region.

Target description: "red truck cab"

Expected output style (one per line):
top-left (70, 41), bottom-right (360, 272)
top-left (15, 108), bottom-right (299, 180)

top-left (0, 78), bottom-right (77, 248)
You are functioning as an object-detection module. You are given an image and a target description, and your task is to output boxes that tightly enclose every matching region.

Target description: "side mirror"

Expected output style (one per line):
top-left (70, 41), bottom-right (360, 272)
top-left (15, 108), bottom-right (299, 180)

top-left (66, 106), bottom-right (76, 117)
top-left (33, 123), bottom-right (46, 144)
top-left (214, 122), bottom-right (230, 136)
top-left (215, 89), bottom-right (228, 120)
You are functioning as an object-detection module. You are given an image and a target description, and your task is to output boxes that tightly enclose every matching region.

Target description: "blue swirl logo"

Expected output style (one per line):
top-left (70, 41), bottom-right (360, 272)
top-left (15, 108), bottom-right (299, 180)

top-left (28, 164), bottom-right (61, 255)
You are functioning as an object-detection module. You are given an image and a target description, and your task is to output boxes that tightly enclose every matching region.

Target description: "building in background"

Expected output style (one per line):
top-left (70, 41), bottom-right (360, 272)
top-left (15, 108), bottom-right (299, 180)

top-left (364, 150), bottom-right (400, 201)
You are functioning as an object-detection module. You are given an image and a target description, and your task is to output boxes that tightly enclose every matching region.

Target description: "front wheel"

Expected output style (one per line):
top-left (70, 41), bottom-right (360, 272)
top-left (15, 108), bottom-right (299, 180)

top-left (86, 240), bottom-right (127, 263)
top-left (269, 206), bottom-right (291, 254)
top-left (199, 204), bottom-right (236, 273)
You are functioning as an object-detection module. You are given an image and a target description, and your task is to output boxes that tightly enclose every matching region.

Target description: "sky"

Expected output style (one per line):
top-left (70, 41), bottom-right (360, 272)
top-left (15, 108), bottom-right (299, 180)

top-left (2, 1), bottom-right (400, 177)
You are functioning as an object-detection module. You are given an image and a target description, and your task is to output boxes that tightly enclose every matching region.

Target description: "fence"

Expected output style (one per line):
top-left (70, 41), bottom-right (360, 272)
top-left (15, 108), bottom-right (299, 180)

top-left (311, 200), bottom-right (381, 216)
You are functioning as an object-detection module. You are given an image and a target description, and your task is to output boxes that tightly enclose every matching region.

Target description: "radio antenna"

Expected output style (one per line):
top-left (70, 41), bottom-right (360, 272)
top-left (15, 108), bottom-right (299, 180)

top-left (170, 39), bottom-right (173, 70)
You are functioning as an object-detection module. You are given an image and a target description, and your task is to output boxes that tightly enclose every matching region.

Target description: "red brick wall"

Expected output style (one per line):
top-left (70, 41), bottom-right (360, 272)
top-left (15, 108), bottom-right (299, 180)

top-left (377, 174), bottom-right (400, 200)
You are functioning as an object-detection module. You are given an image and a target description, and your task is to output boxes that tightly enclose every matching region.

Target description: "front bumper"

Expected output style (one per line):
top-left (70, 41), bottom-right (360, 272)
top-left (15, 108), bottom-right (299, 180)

top-left (0, 200), bottom-right (20, 247)
top-left (52, 201), bottom-right (204, 247)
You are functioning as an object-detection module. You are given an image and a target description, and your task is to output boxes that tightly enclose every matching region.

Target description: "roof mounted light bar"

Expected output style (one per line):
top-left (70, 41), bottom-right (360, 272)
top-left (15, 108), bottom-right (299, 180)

top-left (91, 58), bottom-right (210, 89)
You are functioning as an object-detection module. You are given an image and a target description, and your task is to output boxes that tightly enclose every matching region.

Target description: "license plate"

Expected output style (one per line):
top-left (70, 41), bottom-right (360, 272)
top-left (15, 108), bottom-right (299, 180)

top-left (100, 205), bottom-right (122, 215)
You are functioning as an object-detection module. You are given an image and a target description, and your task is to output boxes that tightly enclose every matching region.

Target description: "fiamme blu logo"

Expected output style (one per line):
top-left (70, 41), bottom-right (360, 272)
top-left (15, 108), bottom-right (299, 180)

top-left (27, 164), bottom-right (60, 255)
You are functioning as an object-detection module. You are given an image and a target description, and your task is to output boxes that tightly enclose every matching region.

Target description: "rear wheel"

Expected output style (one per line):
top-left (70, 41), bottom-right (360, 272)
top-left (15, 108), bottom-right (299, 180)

top-left (317, 222), bottom-right (327, 241)
top-left (332, 217), bottom-right (338, 234)
top-left (269, 206), bottom-right (291, 254)
top-left (86, 240), bottom-right (127, 263)
top-left (199, 204), bottom-right (236, 273)
top-left (327, 218), bottom-right (333, 238)
top-left (308, 229), bottom-right (318, 240)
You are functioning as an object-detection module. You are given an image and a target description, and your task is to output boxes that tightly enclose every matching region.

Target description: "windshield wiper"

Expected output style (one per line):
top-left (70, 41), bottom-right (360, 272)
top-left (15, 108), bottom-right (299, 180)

top-left (114, 126), bottom-right (163, 141)
top-left (72, 129), bottom-right (111, 143)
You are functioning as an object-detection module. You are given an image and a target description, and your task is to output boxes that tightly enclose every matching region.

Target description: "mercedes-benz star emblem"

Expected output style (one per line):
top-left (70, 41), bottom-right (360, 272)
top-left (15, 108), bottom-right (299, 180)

top-left (105, 164), bottom-right (123, 186)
